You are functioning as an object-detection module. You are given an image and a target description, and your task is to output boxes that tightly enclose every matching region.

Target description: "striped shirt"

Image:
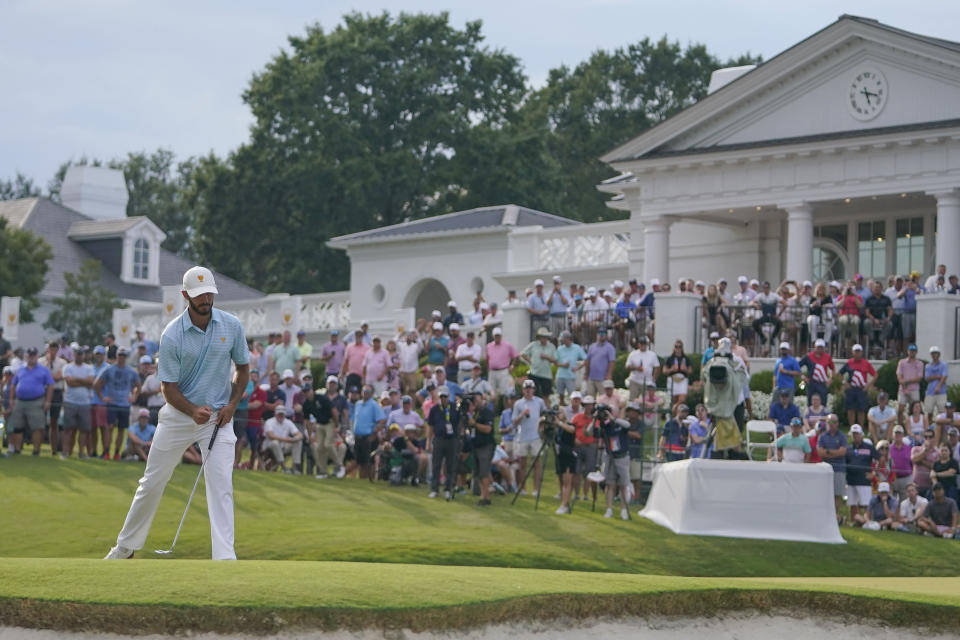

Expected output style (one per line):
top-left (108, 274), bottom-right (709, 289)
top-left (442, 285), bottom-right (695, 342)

top-left (158, 308), bottom-right (249, 409)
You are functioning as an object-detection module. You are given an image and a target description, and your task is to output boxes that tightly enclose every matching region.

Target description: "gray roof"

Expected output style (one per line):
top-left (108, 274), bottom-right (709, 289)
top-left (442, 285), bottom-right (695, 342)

top-left (0, 198), bottom-right (263, 302)
top-left (329, 204), bottom-right (579, 246)
top-left (841, 14), bottom-right (960, 54)
top-left (68, 217), bottom-right (156, 239)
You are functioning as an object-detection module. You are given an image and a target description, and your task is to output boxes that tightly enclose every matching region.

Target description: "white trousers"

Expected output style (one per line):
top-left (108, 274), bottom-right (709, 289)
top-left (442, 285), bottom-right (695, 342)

top-left (115, 404), bottom-right (237, 560)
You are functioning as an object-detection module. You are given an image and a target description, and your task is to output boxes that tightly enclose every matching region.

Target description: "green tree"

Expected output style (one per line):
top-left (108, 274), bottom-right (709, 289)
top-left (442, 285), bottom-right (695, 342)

top-left (0, 173), bottom-right (41, 200)
top-left (524, 38), bottom-right (761, 221)
top-left (0, 217), bottom-right (52, 322)
top-left (191, 11), bottom-right (533, 293)
top-left (44, 259), bottom-right (127, 346)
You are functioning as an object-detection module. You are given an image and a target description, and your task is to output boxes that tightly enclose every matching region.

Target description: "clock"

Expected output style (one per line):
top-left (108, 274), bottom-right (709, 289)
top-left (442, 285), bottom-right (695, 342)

top-left (847, 67), bottom-right (887, 121)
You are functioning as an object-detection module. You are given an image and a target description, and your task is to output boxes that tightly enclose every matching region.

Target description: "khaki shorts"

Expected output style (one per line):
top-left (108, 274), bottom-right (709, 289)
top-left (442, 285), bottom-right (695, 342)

top-left (924, 394), bottom-right (947, 416)
top-left (898, 390), bottom-right (920, 409)
top-left (488, 369), bottom-right (514, 396)
top-left (514, 439), bottom-right (542, 458)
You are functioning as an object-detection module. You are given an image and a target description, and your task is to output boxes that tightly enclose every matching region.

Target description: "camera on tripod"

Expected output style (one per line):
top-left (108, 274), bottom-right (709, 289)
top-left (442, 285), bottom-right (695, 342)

top-left (539, 406), bottom-right (561, 440)
top-left (591, 403), bottom-right (613, 419)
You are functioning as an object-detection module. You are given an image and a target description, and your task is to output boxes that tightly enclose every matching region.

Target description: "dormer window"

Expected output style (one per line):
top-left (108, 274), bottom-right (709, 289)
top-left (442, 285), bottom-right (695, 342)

top-left (133, 238), bottom-right (150, 280)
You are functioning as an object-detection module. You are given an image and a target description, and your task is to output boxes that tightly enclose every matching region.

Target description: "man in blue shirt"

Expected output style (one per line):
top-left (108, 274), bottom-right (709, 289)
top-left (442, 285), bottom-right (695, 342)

top-left (924, 346), bottom-right (949, 422)
top-left (95, 348), bottom-right (142, 461)
top-left (345, 384), bottom-right (385, 481)
top-left (89, 345), bottom-right (110, 457)
top-left (768, 389), bottom-right (801, 435)
top-left (106, 266), bottom-right (250, 561)
top-left (126, 408), bottom-right (157, 461)
top-left (774, 342), bottom-right (801, 396)
top-left (8, 347), bottom-right (54, 455)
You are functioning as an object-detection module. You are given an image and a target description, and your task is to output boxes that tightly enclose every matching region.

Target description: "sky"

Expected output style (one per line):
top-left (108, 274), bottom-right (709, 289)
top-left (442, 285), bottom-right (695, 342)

top-left (2, 0), bottom-right (959, 187)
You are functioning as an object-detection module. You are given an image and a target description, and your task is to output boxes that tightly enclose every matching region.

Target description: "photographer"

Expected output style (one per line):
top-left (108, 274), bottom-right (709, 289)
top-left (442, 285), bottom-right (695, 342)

top-left (593, 405), bottom-right (632, 520)
top-left (465, 392), bottom-right (496, 506)
top-left (702, 338), bottom-right (749, 458)
top-left (427, 386), bottom-right (460, 500)
top-left (571, 395), bottom-right (599, 502)
top-left (552, 407), bottom-right (578, 515)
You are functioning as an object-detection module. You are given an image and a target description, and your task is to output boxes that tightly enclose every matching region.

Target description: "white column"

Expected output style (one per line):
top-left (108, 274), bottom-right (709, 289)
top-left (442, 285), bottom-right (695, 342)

top-left (782, 202), bottom-right (813, 282)
top-left (642, 217), bottom-right (670, 286)
top-left (931, 189), bottom-right (960, 275)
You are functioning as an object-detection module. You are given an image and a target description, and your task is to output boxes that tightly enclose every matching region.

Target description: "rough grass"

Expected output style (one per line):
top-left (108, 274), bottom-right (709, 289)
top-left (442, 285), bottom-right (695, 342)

top-left (2, 454), bottom-right (960, 577)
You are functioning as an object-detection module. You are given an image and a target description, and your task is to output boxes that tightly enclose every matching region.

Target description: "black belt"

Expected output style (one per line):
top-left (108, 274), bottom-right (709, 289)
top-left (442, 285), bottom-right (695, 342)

top-left (17, 396), bottom-right (44, 401)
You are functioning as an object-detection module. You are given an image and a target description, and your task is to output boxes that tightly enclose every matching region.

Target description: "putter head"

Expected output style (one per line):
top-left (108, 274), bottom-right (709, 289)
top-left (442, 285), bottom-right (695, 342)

top-left (154, 549), bottom-right (174, 555)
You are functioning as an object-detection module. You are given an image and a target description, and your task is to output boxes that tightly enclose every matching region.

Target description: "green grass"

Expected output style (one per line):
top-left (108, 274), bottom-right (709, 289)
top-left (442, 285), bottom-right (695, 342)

top-left (2, 453), bottom-right (960, 577)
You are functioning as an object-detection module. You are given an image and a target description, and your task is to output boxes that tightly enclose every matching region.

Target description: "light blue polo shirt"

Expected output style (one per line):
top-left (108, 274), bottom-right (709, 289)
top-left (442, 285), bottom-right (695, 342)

top-left (352, 398), bottom-right (385, 436)
top-left (158, 308), bottom-right (249, 410)
top-left (556, 343), bottom-right (587, 380)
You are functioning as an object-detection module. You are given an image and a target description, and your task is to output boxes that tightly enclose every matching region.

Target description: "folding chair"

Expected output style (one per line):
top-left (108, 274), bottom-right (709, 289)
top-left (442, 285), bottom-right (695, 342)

top-left (745, 420), bottom-right (778, 461)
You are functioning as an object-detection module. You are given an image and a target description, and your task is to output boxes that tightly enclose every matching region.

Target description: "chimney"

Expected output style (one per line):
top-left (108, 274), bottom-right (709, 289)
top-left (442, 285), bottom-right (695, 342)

top-left (61, 166), bottom-right (129, 220)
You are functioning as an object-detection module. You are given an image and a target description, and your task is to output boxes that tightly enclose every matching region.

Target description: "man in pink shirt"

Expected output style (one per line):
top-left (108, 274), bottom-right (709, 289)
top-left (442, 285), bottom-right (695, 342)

top-left (889, 425), bottom-right (914, 500)
top-left (362, 336), bottom-right (393, 396)
top-left (896, 345), bottom-right (924, 425)
top-left (341, 329), bottom-right (370, 393)
top-left (485, 327), bottom-right (517, 406)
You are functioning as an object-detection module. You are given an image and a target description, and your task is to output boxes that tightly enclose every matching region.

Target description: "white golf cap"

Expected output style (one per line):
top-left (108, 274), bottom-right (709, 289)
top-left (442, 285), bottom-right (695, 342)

top-left (138, 408), bottom-right (150, 417)
top-left (479, 302), bottom-right (490, 310)
top-left (282, 369), bottom-right (294, 379)
top-left (613, 280), bottom-right (624, 288)
top-left (749, 278), bottom-right (759, 285)
top-left (139, 355), bottom-right (153, 364)
top-left (326, 375), bottom-right (339, 385)
top-left (432, 321), bottom-right (443, 330)
top-left (447, 300), bottom-right (457, 307)
top-left (492, 327), bottom-right (502, 336)
top-left (533, 278), bottom-right (545, 286)
top-left (300, 369), bottom-right (312, 378)
top-left (695, 280), bottom-right (705, 287)
top-left (449, 322), bottom-right (460, 331)
top-left (570, 391), bottom-right (583, 399)
top-left (802, 280), bottom-right (813, 288)
top-left (274, 405), bottom-right (287, 414)
top-left (586, 287), bottom-right (597, 296)
top-left (70, 341), bottom-right (80, 350)
top-left (432, 310), bottom-right (442, 318)
top-left (582, 395), bottom-right (595, 404)
top-left (877, 481), bottom-right (890, 493)
top-left (779, 342), bottom-right (790, 350)
top-left (814, 338), bottom-right (826, 347)
top-left (649, 278), bottom-right (660, 286)
top-left (737, 275), bottom-right (748, 283)
top-left (930, 345), bottom-right (941, 353)
top-left (552, 275), bottom-right (562, 282)
top-left (182, 266), bottom-right (218, 298)
top-left (852, 343), bottom-right (864, 351)
top-left (380, 390), bottom-right (391, 400)
top-left (849, 424), bottom-right (863, 434)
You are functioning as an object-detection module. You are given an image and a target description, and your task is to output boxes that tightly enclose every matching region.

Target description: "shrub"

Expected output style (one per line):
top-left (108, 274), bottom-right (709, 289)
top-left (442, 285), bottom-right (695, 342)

top-left (612, 353), bottom-right (629, 388)
top-left (948, 384), bottom-right (960, 408)
top-left (309, 359), bottom-right (326, 384)
top-left (750, 370), bottom-right (774, 393)
top-left (873, 358), bottom-right (900, 397)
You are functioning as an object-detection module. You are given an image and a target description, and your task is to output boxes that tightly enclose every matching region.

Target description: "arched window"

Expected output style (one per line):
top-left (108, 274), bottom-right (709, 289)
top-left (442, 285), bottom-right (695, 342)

top-left (133, 238), bottom-right (149, 279)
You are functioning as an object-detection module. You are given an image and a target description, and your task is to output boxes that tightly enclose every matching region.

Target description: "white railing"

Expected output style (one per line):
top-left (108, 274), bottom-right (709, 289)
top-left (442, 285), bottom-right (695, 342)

top-left (300, 292), bottom-right (352, 331)
top-left (537, 220), bottom-right (630, 270)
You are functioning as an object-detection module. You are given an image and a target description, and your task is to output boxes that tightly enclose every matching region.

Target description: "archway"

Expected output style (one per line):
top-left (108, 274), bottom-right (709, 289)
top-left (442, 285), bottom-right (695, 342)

top-left (813, 238), bottom-right (849, 283)
top-left (403, 278), bottom-right (452, 324)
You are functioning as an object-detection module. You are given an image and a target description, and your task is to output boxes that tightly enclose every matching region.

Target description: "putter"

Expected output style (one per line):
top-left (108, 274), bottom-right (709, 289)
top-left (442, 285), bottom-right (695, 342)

top-left (155, 424), bottom-right (221, 555)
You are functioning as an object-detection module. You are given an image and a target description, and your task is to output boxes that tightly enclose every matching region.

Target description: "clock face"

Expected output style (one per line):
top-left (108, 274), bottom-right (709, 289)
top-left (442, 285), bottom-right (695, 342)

top-left (847, 67), bottom-right (887, 121)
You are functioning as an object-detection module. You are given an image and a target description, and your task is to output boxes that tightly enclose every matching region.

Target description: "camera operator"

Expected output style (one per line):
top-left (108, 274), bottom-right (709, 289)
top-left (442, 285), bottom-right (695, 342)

top-left (592, 404), bottom-right (632, 520)
top-left (465, 392), bottom-right (496, 506)
top-left (624, 402), bottom-right (647, 500)
top-left (427, 386), bottom-right (460, 500)
top-left (702, 338), bottom-right (749, 459)
top-left (551, 407), bottom-right (578, 515)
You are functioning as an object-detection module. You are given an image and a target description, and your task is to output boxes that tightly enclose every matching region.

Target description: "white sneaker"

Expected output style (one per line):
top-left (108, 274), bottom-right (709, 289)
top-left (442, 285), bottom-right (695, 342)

top-left (603, 508), bottom-right (613, 519)
top-left (335, 466), bottom-right (346, 479)
top-left (104, 545), bottom-right (134, 560)
top-left (444, 490), bottom-right (452, 501)
top-left (554, 492), bottom-right (561, 500)
top-left (314, 474), bottom-right (328, 480)
top-left (621, 508), bottom-right (629, 521)
top-left (519, 489), bottom-right (528, 496)
top-left (555, 506), bottom-right (569, 515)
top-left (428, 491), bottom-right (438, 498)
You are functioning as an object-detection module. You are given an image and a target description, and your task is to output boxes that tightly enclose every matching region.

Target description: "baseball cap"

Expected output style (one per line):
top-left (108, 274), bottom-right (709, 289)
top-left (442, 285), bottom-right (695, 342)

top-left (472, 362), bottom-right (482, 369)
top-left (182, 266), bottom-right (218, 297)
top-left (522, 379), bottom-right (535, 388)
top-left (432, 310), bottom-right (442, 318)
top-left (709, 331), bottom-right (720, 339)
top-left (297, 330), bottom-right (305, 336)
top-left (930, 345), bottom-right (941, 353)
top-left (139, 355), bottom-right (153, 364)
top-left (586, 287), bottom-right (597, 296)
top-left (380, 390), bottom-right (391, 401)
top-left (932, 482), bottom-right (945, 491)
top-left (790, 417), bottom-right (803, 427)
top-left (274, 405), bottom-right (287, 414)
top-left (597, 327), bottom-right (607, 334)
top-left (388, 423), bottom-right (400, 431)
top-left (403, 423), bottom-right (417, 431)
top-left (449, 323), bottom-right (460, 331)
top-left (570, 391), bottom-right (582, 400)
top-left (93, 345), bottom-right (106, 354)
top-left (138, 408), bottom-right (150, 417)
top-left (437, 386), bottom-right (450, 396)
top-left (908, 344), bottom-right (917, 351)
top-left (855, 273), bottom-right (864, 280)
top-left (737, 275), bottom-right (748, 284)
top-left (434, 365), bottom-right (444, 372)
top-left (536, 327), bottom-right (551, 337)
top-left (892, 425), bottom-right (905, 434)
top-left (852, 344), bottom-right (863, 352)
top-left (779, 341), bottom-right (790, 350)
top-left (492, 327), bottom-right (502, 336)
top-left (533, 279), bottom-right (544, 287)
top-left (300, 370), bottom-right (312, 379)
top-left (117, 348), bottom-right (129, 356)
top-left (802, 280), bottom-right (812, 288)
top-left (282, 369), bottom-right (294, 379)
top-left (677, 403), bottom-right (689, 412)
top-left (695, 280), bottom-right (705, 287)
top-left (948, 427), bottom-right (960, 437)
top-left (330, 329), bottom-right (339, 336)
top-left (552, 275), bottom-right (562, 283)
top-left (877, 481), bottom-right (890, 493)
top-left (849, 424), bottom-right (863, 434)
top-left (749, 278), bottom-right (759, 286)
top-left (326, 375), bottom-right (338, 385)
top-left (432, 321), bottom-right (443, 331)
top-left (613, 280), bottom-right (624, 288)
top-left (401, 395), bottom-right (412, 404)
top-left (447, 300), bottom-right (457, 307)
top-left (26, 346), bottom-right (38, 355)
top-left (479, 302), bottom-right (490, 310)
top-left (814, 339), bottom-right (826, 347)
top-left (70, 341), bottom-right (80, 350)
top-left (602, 379), bottom-right (614, 388)
top-left (626, 402), bottom-right (642, 412)
top-left (947, 401), bottom-right (955, 409)
top-left (649, 278), bottom-right (660, 286)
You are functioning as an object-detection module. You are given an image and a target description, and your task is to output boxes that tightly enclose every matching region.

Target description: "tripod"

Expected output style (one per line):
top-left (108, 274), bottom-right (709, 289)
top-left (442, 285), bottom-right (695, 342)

top-left (511, 427), bottom-right (554, 512)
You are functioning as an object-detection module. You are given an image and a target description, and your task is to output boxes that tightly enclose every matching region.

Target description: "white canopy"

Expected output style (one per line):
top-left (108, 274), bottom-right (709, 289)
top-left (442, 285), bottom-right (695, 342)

top-left (640, 459), bottom-right (845, 544)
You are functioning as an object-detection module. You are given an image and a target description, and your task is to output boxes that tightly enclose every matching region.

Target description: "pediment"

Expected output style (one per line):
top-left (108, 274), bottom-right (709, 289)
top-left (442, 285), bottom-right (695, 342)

top-left (603, 16), bottom-right (960, 164)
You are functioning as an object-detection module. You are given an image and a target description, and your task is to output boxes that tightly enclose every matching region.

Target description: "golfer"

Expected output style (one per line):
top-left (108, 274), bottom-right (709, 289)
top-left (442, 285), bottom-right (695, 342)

top-left (105, 266), bottom-right (250, 560)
